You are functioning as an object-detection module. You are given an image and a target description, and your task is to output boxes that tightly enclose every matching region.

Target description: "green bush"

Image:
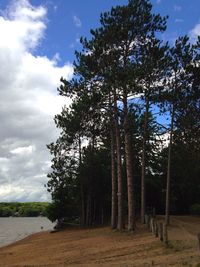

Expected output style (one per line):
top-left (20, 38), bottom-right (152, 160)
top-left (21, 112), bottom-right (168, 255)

top-left (46, 200), bottom-right (78, 223)
top-left (0, 206), bottom-right (13, 217)
top-left (190, 204), bottom-right (200, 215)
top-left (18, 206), bottom-right (40, 217)
top-left (46, 202), bottom-right (60, 222)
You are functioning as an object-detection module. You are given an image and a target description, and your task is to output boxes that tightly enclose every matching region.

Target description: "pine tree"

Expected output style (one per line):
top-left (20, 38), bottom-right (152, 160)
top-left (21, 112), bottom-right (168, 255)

top-left (97, 0), bottom-right (168, 230)
top-left (136, 37), bottom-right (169, 223)
top-left (164, 36), bottom-right (194, 225)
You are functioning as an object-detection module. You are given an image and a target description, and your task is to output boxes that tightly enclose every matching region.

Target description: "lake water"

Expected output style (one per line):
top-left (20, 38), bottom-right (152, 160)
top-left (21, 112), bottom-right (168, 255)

top-left (0, 217), bottom-right (55, 247)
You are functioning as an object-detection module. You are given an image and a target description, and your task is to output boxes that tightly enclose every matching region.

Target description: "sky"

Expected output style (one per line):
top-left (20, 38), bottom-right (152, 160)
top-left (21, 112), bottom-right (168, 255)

top-left (0, 0), bottom-right (199, 202)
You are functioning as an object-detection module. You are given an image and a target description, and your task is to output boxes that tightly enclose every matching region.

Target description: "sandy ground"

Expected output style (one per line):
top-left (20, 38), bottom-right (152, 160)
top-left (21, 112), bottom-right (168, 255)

top-left (0, 216), bottom-right (200, 267)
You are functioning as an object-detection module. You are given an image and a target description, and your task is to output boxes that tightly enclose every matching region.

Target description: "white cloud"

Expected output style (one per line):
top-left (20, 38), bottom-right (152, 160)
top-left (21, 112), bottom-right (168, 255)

top-left (73, 15), bottom-right (82, 27)
top-left (0, 0), bottom-right (73, 202)
top-left (0, 0), bottom-right (46, 51)
top-left (156, 0), bottom-right (162, 4)
top-left (174, 5), bottom-right (182, 12)
top-left (189, 23), bottom-right (200, 40)
top-left (10, 145), bottom-right (35, 155)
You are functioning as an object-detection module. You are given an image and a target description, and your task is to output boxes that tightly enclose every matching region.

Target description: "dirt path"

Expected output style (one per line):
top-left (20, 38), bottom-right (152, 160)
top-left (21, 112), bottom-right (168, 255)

top-left (0, 216), bottom-right (200, 267)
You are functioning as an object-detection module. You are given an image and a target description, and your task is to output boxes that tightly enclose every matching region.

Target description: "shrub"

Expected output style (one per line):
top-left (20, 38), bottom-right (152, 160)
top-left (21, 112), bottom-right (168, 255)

top-left (190, 204), bottom-right (200, 215)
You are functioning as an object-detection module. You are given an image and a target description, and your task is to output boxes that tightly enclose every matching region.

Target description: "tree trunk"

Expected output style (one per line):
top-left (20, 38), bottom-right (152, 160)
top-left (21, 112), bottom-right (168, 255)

top-left (93, 199), bottom-right (96, 225)
top-left (101, 207), bottom-right (104, 225)
top-left (123, 92), bottom-right (135, 231)
top-left (111, 126), bottom-right (117, 229)
top-left (79, 135), bottom-right (85, 226)
top-left (114, 90), bottom-right (124, 230)
top-left (109, 92), bottom-right (117, 229)
top-left (165, 105), bottom-right (175, 226)
top-left (141, 95), bottom-right (149, 224)
top-left (80, 186), bottom-right (85, 225)
top-left (125, 131), bottom-right (135, 231)
top-left (86, 195), bottom-right (89, 226)
top-left (86, 194), bottom-right (92, 226)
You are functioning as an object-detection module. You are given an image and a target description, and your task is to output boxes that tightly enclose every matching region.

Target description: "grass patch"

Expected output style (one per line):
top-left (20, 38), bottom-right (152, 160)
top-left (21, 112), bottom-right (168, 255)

top-left (166, 240), bottom-right (191, 252)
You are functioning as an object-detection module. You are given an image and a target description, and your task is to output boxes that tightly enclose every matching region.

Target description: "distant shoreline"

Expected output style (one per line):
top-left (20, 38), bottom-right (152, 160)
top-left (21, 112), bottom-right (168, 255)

top-left (0, 202), bottom-right (50, 218)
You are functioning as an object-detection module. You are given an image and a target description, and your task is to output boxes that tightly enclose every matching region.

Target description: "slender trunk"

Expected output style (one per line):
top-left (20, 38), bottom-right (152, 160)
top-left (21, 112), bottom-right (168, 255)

top-left (86, 194), bottom-right (92, 226)
top-left (114, 90), bottom-right (124, 230)
top-left (123, 92), bottom-right (135, 231)
top-left (86, 195), bottom-right (90, 226)
top-left (78, 135), bottom-right (82, 163)
top-left (111, 127), bottom-right (117, 229)
top-left (88, 132), bottom-right (95, 227)
top-left (109, 92), bottom-right (117, 229)
top-left (79, 135), bottom-right (85, 226)
top-left (81, 186), bottom-right (85, 225)
top-left (93, 199), bottom-right (96, 225)
top-left (141, 95), bottom-right (149, 224)
top-left (101, 207), bottom-right (104, 225)
top-left (165, 105), bottom-right (175, 226)
top-left (89, 196), bottom-right (92, 226)
top-left (125, 130), bottom-right (135, 231)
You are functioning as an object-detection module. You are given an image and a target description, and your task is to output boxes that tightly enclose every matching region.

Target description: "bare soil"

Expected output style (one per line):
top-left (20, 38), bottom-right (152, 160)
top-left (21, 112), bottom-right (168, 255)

top-left (0, 216), bottom-right (200, 267)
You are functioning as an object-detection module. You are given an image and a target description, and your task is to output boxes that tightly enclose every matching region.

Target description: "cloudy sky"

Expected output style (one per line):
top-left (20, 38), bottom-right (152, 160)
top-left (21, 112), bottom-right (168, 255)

top-left (0, 0), bottom-right (199, 202)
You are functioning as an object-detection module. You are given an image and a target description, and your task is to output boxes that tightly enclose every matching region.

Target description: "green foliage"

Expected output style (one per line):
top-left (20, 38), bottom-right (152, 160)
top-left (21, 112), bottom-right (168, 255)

top-left (190, 204), bottom-right (200, 215)
top-left (46, 202), bottom-right (64, 222)
top-left (46, 0), bottom-right (200, 225)
top-left (0, 206), bottom-right (13, 217)
top-left (0, 202), bottom-right (50, 217)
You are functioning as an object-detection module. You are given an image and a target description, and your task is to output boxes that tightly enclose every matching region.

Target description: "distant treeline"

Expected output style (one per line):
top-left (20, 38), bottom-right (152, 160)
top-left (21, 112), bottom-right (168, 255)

top-left (0, 202), bottom-right (50, 217)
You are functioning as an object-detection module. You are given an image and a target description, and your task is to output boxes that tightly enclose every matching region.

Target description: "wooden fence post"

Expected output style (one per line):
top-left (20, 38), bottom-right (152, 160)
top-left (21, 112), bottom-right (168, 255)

top-left (152, 218), bottom-right (156, 234)
top-left (153, 207), bottom-right (156, 218)
top-left (150, 218), bottom-right (153, 232)
top-left (147, 215), bottom-right (150, 229)
top-left (155, 221), bottom-right (158, 237)
top-left (163, 223), bottom-right (168, 244)
top-left (159, 222), bottom-right (163, 242)
top-left (197, 233), bottom-right (200, 250)
top-left (145, 214), bottom-right (148, 225)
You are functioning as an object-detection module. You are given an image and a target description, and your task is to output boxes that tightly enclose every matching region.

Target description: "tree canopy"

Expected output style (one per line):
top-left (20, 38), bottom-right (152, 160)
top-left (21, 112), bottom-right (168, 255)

top-left (46, 0), bottom-right (200, 228)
